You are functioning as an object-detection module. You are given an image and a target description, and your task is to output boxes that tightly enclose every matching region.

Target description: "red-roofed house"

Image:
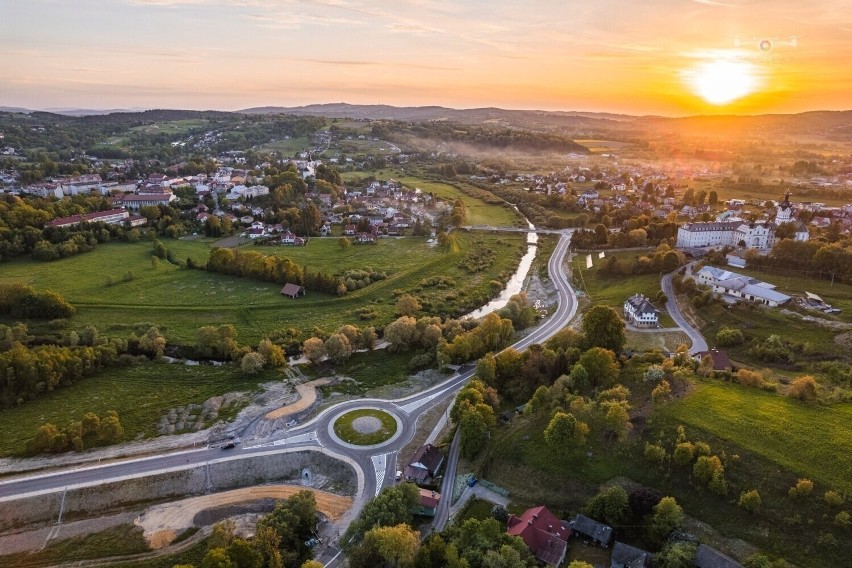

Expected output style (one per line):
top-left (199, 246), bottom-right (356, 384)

top-left (506, 505), bottom-right (569, 567)
top-left (48, 208), bottom-right (129, 228)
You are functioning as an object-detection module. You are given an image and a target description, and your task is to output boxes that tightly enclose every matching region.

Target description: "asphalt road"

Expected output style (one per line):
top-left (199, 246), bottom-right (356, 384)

top-left (0, 231), bottom-right (579, 566)
top-left (661, 263), bottom-right (709, 353)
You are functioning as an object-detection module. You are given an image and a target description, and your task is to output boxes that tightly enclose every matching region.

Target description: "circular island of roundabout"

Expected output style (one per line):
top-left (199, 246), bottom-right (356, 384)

top-left (331, 407), bottom-right (401, 448)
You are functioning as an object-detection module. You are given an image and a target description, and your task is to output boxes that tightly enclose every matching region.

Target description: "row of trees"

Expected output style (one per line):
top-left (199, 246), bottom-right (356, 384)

top-left (0, 283), bottom-right (75, 319)
top-left (28, 410), bottom-right (124, 454)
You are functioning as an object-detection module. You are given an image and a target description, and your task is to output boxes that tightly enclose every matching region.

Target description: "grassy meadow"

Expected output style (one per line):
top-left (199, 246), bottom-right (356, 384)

top-left (0, 362), bottom-right (274, 456)
top-left (571, 250), bottom-right (677, 328)
top-left (658, 380), bottom-right (852, 492)
top-left (0, 232), bottom-right (526, 344)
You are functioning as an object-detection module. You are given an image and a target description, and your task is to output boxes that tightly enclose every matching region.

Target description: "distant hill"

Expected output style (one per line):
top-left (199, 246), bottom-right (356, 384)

top-left (240, 103), bottom-right (852, 139)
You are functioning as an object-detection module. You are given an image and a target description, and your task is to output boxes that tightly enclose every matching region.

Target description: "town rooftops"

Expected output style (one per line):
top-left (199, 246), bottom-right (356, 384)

top-left (47, 208), bottom-right (128, 228)
top-left (680, 221), bottom-right (742, 232)
top-left (693, 349), bottom-right (732, 370)
top-left (418, 488), bottom-right (441, 509)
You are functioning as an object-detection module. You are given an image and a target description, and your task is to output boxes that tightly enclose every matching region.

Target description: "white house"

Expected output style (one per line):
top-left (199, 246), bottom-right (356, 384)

top-left (695, 266), bottom-right (791, 307)
top-left (623, 294), bottom-right (659, 327)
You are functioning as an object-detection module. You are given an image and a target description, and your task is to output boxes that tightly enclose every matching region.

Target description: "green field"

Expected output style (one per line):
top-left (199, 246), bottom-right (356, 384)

top-left (572, 250), bottom-right (677, 328)
top-left (0, 524), bottom-right (149, 568)
top-left (0, 362), bottom-right (271, 457)
top-left (0, 232), bottom-right (525, 344)
top-left (659, 381), bottom-right (852, 492)
top-left (333, 408), bottom-right (398, 445)
top-left (257, 136), bottom-right (311, 154)
top-left (393, 175), bottom-right (520, 227)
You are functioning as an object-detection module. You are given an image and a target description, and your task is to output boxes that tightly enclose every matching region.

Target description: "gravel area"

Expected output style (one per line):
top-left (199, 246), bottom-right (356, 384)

top-left (351, 416), bottom-right (382, 434)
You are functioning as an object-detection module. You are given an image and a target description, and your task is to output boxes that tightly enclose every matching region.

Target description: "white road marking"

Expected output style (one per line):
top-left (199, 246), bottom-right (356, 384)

top-left (371, 453), bottom-right (387, 496)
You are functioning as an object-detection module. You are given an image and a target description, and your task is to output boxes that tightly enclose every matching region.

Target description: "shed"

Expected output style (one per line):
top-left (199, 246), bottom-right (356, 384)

top-left (694, 544), bottom-right (744, 568)
top-left (280, 283), bottom-right (306, 298)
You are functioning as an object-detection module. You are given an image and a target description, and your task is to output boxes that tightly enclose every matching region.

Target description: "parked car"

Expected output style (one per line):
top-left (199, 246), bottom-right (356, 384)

top-left (395, 470), bottom-right (402, 481)
top-left (221, 441), bottom-right (236, 450)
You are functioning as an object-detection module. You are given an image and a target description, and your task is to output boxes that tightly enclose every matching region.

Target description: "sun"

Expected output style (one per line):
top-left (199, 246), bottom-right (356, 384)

top-left (686, 59), bottom-right (760, 105)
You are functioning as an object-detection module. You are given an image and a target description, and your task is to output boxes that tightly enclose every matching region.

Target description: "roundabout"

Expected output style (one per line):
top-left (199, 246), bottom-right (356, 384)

top-left (330, 407), bottom-right (402, 448)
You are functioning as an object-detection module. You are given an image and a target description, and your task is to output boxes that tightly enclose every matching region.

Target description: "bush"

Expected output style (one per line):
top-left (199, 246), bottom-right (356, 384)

top-left (835, 511), bottom-right (851, 527)
top-left (788, 375), bottom-right (818, 401)
top-left (717, 327), bottom-right (745, 346)
top-left (788, 478), bottom-right (814, 499)
top-left (739, 490), bottom-right (762, 513)
top-left (824, 490), bottom-right (846, 507)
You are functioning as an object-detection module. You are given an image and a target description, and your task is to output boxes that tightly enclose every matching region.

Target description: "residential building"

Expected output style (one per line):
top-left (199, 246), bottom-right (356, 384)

top-left (693, 349), bottom-right (733, 371)
top-left (506, 506), bottom-right (569, 567)
top-left (413, 489), bottom-right (441, 517)
top-left (403, 444), bottom-right (443, 484)
top-left (119, 192), bottom-right (176, 210)
top-left (695, 266), bottom-right (791, 307)
top-left (610, 541), bottom-right (651, 568)
top-left (569, 514), bottom-right (613, 547)
top-left (623, 294), bottom-right (659, 327)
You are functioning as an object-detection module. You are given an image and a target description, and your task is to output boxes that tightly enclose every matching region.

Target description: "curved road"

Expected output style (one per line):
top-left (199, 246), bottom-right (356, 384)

top-left (661, 264), bottom-right (708, 353)
top-left (0, 232), bottom-right (578, 563)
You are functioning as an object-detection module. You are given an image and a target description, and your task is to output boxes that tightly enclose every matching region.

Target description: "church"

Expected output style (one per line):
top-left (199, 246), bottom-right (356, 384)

top-left (676, 194), bottom-right (809, 251)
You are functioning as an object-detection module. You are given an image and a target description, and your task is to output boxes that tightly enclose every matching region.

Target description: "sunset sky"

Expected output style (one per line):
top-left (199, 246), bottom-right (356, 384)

top-left (2, 0), bottom-right (850, 116)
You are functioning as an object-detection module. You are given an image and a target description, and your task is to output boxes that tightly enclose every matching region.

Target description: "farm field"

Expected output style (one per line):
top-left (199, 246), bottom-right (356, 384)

top-left (659, 380), bottom-right (852, 492)
top-left (0, 232), bottom-right (526, 344)
top-left (257, 136), bottom-right (311, 154)
top-left (0, 362), bottom-right (272, 457)
top-left (571, 250), bottom-right (677, 328)
top-left (393, 175), bottom-right (520, 227)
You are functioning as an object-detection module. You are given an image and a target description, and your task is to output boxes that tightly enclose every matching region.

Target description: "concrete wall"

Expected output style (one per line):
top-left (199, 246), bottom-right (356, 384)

top-left (0, 450), bottom-right (355, 533)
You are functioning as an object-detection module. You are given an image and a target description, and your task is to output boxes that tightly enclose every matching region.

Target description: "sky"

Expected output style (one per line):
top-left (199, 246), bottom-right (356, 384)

top-left (1, 0), bottom-right (851, 116)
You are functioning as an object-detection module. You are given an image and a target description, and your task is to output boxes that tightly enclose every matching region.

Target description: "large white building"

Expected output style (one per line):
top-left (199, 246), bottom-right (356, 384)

top-left (623, 294), bottom-right (659, 327)
top-left (695, 266), bottom-right (791, 307)
top-left (676, 194), bottom-right (808, 251)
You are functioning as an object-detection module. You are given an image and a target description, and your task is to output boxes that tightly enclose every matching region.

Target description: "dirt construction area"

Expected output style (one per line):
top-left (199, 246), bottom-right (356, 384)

top-left (265, 378), bottom-right (332, 420)
top-left (136, 485), bottom-right (353, 549)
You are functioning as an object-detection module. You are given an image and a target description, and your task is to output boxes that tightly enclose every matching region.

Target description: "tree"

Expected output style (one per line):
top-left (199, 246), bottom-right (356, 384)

top-left (395, 295), bottom-right (422, 317)
top-left (629, 486), bottom-right (663, 520)
top-left (648, 497), bottom-right (683, 543)
top-left (581, 305), bottom-right (626, 352)
top-left (568, 562), bottom-right (594, 568)
top-left (98, 410), bottom-right (124, 442)
top-left (655, 542), bottom-right (698, 568)
top-left (202, 548), bottom-right (235, 568)
top-left (302, 562), bottom-right (324, 568)
top-left (568, 363), bottom-right (589, 392)
top-left (652, 380), bottom-right (672, 404)
top-left (360, 524), bottom-right (420, 568)
top-left (302, 337), bottom-right (325, 364)
top-left (693, 455), bottom-right (724, 485)
top-left (138, 326), bottom-right (166, 357)
top-left (583, 485), bottom-right (629, 525)
top-left (602, 401), bottom-right (631, 441)
top-left (544, 411), bottom-right (588, 450)
top-left (324, 333), bottom-right (353, 363)
top-left (241, 352), bottom-right (265, 374)
top-left (576, 348), bottom-right (620, 389)
top-left (459, 403), bottom-right (495, 458)
top-left (81, 412), bottom-right (100, 437)
top-left (739, 489), bottom-right (762, 513)
top-left (344, 483), bottom-right (420, 544)
top-left (708, 190), bottom-right (719, 206)
top-left (258, 338), bottom-right (286, 367)
top-left (384, 316), bottom-right (418, 352)
top-left (644, 442), bottom-right (668, 467)
top-left (788, 375), bottom-right (818, 401)
top-left (673, 442), bottom-right (695, 467)
top-left (338, 236), bottom-right (351, 250)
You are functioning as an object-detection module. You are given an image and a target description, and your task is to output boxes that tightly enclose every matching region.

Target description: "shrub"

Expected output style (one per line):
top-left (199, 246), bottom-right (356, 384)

top-left (644, 442), bottom-right (668, 466)
top-left (693, 455), bottom-right (724, 485)
top-left (824, 490), bottom-right (846, 507)
top-left (717, 326), bottom-right (745, 346)
top-left (673, 442), bottom-right (695, 467)
top-left (739, 490), bottom-right (762, 513)
top-left (835, 511), bottom-right (851, 527)
top-left (788, 478), bottom-right (814, 499)
top-left (788, 376), bottom-right (818, 401)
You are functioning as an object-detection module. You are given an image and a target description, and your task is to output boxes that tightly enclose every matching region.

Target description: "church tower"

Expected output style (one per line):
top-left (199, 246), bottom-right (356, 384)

top-left (776, 193), bottom-right (793, 223)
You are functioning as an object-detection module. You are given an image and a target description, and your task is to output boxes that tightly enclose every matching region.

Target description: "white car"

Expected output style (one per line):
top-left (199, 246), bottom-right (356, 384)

top-left (395, 470), bottom-right (402, 481)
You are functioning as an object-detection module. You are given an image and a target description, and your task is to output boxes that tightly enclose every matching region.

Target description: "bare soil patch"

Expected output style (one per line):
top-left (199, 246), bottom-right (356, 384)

top-left (265, 378), bottom-right (332, 420)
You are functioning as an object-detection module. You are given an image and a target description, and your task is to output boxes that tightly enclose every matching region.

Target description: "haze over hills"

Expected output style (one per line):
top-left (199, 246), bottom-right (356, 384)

top-left (2, 103), bottom-right (851, 140)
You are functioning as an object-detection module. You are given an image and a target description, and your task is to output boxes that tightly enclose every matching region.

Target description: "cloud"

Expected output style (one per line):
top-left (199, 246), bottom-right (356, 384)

top-left (690, 0), bottom-right (733, 6)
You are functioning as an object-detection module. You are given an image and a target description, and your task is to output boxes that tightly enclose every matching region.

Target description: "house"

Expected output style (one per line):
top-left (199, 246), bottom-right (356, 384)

top-left (693, 349), bottom-right (732, 371)
top-left (343, 224), bottom-right (356, 236)
top-left (610, 541), bottom-right (651, 568)
top-left (247, 228), bottom-right (265, 239)
top-left (403, 444), bottom-right (444, 484)
top-left (725, 251), bottom-right (748, 268)
top-left (569, 514), bottom-right (613, 547)
top-left (413, 489), bottom-right (441, 517)
top-left (695, 266), bottom-right (791, 307)
top-left (119, 192), bottom-right (175, 209)
top-left (356, 232), bottom-right (376, 244)
top-left (694, 544), bottom-right (743, 568)
top-left (280, 283), bottom-right (305, 298)
top-left (506, 505), bottom-right (569, 567)
top-left (623, 294), bottom-right (659, 328)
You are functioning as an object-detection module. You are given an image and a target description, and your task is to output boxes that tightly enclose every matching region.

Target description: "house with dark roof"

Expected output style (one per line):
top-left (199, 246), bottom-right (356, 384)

top-left (694, 544), bottom-right (743, 568)
top-left (506, 505), bottom-right (569, 567)
top-left (610, 541), bottom-right (650, 568)
top-left (693, 349), bottom-right (732, 371)
top-left (403, 444), bottom-right (443, 484)
top-left (280, 283), bottom-right (305, 298)
top-left (570, 514), bottom-right (613, 547)
top-left (623, 293), bottom-right (659, 328)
